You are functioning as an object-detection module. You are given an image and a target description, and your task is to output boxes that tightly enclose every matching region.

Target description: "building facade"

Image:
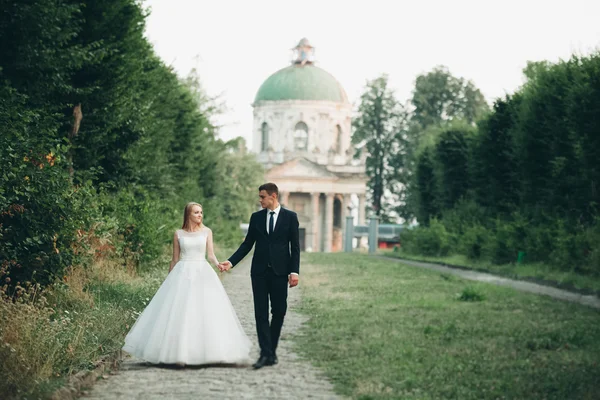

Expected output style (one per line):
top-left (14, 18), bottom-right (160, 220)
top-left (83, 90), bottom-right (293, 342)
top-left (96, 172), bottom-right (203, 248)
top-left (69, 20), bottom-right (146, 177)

top-left (252, 38), bottom-right (368, 252)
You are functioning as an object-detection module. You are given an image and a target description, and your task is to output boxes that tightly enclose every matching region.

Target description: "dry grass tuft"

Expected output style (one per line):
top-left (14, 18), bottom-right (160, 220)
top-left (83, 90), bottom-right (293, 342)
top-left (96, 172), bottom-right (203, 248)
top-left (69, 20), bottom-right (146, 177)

top-left (0, 228), bottom-right (151, 399)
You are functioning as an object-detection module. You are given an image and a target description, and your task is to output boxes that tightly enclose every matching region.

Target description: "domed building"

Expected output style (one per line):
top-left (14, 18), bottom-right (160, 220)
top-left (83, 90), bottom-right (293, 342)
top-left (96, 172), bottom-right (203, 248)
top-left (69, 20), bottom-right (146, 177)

top-left (252, 38), bottom-right (368, 252)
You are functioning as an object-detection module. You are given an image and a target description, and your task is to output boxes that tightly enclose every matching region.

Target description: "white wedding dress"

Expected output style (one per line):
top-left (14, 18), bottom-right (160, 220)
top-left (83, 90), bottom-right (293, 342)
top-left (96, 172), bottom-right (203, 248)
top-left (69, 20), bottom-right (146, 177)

top-left (122, 228), bottom-right (252, 365)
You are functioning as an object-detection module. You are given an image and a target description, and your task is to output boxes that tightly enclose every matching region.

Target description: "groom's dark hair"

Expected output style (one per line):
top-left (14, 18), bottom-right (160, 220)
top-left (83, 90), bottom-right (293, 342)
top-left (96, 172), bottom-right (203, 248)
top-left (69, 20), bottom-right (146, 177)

top-left (259, 182), bottom-right (279, 197)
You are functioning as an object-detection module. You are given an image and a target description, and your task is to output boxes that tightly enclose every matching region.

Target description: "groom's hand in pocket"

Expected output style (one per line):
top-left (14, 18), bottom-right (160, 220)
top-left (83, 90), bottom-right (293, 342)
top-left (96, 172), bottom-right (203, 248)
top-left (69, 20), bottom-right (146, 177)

top-left (288, 274), bottom-right (299, 288)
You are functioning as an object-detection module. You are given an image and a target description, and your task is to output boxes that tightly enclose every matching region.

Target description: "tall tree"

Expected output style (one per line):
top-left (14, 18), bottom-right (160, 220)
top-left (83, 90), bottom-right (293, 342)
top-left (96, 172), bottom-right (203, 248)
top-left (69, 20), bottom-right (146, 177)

top-left (410, 65), bottom-right (489, 130)
top-left (434, 128), bottom-right (473, 210)
top-left (415, 147), bottom-right (438, 224)
top-left (352, 75), bottom-right (407, 221)
top-left (471, 96), bottom-right (520, 214)
top-left (0, 0), bottom-right (264, 284)
top-left (69, 0), bottom-right (157, 184)
top-left (403, 66), bottom-right (489, 221)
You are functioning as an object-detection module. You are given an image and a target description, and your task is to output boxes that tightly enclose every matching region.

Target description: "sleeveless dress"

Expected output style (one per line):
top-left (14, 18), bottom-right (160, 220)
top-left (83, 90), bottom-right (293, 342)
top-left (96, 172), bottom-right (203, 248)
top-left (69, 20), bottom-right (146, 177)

top-left (122, 229), bottom-right (252, 365)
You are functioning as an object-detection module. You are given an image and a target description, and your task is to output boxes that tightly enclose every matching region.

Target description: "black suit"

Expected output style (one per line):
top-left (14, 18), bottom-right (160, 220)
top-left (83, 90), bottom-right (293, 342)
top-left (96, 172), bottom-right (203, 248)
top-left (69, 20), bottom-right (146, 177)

top-left (228, 207), bottom-right (300, 358)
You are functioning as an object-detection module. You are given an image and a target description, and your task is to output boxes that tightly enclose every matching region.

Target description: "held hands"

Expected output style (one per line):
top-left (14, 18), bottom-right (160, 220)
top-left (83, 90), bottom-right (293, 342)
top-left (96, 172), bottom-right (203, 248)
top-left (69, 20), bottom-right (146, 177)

top-left (216, 260), bottom-right (297, 287)
top-left (218, 260), bottom-right (232, 272)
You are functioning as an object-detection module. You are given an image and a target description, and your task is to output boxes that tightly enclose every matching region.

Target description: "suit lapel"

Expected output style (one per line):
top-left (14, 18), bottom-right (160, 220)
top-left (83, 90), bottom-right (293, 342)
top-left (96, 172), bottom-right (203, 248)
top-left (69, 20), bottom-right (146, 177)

top-left (258, 208), bottom-right (268, 237)
top-left (273, 207), bottom-right (286, 236)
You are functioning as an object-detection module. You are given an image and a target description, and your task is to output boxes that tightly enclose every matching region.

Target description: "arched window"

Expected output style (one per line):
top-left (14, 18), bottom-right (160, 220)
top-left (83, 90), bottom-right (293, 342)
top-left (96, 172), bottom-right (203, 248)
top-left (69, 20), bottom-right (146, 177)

top-left (335, 125), bottom-right (343, 154)
top-left (294, 122), bottom-right (308, 150)
top-left (261, 122), bottom-right (269, 152)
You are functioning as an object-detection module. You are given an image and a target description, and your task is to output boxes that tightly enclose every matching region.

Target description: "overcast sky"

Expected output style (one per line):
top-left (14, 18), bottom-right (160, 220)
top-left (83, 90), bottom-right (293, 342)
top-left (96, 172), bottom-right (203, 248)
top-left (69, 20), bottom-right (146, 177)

top-left (142, 0), bottom-right (600, 148)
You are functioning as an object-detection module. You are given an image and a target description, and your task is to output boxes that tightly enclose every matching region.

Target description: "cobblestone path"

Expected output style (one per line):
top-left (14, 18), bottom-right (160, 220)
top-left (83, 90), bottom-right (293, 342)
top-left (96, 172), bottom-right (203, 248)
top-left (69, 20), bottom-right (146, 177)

top-left (84, 258), bottom-right (341, 399)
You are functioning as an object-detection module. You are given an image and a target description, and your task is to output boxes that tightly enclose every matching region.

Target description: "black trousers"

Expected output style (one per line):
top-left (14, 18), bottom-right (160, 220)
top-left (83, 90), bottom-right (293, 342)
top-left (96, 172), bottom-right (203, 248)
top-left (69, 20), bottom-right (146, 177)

top-left (251, 267), bottom-right (288, 358)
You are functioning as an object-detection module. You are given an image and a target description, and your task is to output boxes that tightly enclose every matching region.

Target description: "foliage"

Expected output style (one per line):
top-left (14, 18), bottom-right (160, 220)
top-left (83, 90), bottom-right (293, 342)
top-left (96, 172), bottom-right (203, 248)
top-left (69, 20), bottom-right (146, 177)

top-left (352, 75), bottom-right (408, 222)
top-left (0, 0), bottom-right (262, 288)
top-left (0, 87), bottom-right (89, 286)
top-left (470, 97), bottom-right (520, 213)
top-left (414, 147), bottom-right (438, 224)
top-left (0, 248), bottom-right (164, 399)
top-left (410, 65), bottom-right (490, 130)
top-left (95, 188), bottom-right (177, 271)
top-left (404, 52), bottom-right (600, 275)
top-left (457, 286), bottom-right (486, 302)
top-left (458, 224), bottom-right (489, 260)
top-left (400, 219), bottom-right (450, 257)
top-left (433, 128), bottom-right (474, 210)
top-left (202, 138), bottom-right (265, 247)
top-left (401, 67), bottom-right (489, 222)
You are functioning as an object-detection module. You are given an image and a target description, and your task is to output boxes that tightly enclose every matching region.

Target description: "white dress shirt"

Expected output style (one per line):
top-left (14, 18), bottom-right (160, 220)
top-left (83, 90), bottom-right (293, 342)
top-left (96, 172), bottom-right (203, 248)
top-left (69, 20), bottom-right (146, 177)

top-left (266, 205), bottom-right (281, 234)
top-left (266, 205), bottom-right (298, 276)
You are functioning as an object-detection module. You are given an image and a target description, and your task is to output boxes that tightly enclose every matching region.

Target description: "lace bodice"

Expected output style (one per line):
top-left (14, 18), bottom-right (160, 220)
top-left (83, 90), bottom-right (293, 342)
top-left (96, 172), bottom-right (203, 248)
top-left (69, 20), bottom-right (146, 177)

top-left (176, 229), bottom-right (218, 266)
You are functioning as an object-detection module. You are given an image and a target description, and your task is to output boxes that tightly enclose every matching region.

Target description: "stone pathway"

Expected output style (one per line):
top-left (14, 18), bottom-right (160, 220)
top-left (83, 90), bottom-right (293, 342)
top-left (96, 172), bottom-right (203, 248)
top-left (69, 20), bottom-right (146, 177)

top-left (379, 256), bottom-right (600, 309)
top-left (84, 258), bottom-right (342, 400)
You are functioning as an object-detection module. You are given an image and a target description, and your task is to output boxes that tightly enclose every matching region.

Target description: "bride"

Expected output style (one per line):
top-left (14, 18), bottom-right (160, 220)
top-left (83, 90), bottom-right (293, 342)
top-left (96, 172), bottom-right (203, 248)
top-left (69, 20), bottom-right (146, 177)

top-left (122, 202), bottom-right (252, 366)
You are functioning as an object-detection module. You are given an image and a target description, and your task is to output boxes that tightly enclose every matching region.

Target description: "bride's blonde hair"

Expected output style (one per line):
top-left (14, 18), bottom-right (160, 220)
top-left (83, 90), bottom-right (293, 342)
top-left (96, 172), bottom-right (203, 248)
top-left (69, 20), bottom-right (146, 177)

top-left (182, 202), bottom-right (203, 231)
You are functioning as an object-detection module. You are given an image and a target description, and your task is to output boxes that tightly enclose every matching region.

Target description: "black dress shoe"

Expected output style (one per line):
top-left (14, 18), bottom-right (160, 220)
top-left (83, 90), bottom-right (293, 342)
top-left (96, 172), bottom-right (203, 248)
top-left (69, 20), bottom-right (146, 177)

top-left (272, 355), bottom-right (278, 365)
top-left (252, 356), bottom-right (274, 369)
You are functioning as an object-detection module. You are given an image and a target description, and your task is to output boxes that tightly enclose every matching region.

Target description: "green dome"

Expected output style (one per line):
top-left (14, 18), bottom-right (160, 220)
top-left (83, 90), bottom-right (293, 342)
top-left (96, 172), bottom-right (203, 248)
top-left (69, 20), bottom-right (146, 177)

top-left (254, 64), bottom-right (348, 104)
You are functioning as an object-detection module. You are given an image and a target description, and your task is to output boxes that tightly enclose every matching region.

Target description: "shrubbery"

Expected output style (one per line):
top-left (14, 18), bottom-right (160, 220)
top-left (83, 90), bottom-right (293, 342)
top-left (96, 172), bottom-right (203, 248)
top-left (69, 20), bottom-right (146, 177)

top-left (402, 216), bottom-right (600, 275)
top-left (405, 52), bottom-right (600, 276)
top-left (0, 0), bottom-right (262, 290)
top-left (401, 219), bottom-right (451, 257)
top-left (0, 94), bottom-right (88, 286)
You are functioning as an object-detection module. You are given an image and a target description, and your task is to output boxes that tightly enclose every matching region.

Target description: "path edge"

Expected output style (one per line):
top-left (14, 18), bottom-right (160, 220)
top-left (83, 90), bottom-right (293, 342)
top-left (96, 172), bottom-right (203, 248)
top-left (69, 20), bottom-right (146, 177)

top-left (381, 255), bottom-right (600, 296)
top-left (49, 350), bottom-right (125, 399)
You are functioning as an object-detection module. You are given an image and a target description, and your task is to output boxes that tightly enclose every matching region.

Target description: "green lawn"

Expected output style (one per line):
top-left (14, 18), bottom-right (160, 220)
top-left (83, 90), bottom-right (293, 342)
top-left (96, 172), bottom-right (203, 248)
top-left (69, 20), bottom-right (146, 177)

top-left (294, 253), bottom-right (600, 400)
top-left (382, 250), bottom-right (600, 295)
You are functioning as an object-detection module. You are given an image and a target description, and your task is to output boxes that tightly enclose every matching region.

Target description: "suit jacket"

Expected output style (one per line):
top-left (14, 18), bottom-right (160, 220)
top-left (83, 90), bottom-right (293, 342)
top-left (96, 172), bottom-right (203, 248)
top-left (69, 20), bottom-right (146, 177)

top-left (229, 207), bottom-right (300, 276)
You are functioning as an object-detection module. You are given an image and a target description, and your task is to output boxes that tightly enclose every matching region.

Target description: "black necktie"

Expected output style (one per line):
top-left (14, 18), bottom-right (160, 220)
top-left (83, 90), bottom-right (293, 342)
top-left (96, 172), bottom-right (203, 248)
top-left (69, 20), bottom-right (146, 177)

top-left (269, 211), bottom-right (275, 235)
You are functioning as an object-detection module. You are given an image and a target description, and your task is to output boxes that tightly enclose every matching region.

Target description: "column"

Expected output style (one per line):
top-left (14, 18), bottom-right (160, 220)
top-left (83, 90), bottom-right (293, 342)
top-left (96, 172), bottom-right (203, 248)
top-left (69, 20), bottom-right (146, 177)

top-left (358, 193), bottom-right (367, 225)
top-left (341, 194), bottom-right (352, 248)
top-left (358, 193), bottom-right (367, 249)
top-left (344, 215), bottom-right (355, 252)
top-left (311, 192), bottom-right (320, 252)
top-left (368, 216), bottom-right (380, 254)
top-left (324, 193), bottom-right (334, 253)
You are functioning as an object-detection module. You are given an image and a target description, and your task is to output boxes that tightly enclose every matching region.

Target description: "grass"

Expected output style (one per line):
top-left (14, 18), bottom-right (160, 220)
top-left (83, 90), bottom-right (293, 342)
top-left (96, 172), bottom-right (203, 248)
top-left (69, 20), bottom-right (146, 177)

top-left (381, 249), bottom-right (600, 295)
top-left (0, 261), bottom-right (165, 399)
top-left (457, 286), bottom-right (486, 302)
top-left (295, 252), bottom-right (600, 400)
top-left (0, 243), bottom-right (233, 399)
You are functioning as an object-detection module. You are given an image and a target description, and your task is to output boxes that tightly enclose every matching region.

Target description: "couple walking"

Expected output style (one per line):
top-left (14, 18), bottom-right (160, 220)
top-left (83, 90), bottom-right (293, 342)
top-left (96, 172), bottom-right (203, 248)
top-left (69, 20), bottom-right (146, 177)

top-left (122, 183), bottom-right (300, 370)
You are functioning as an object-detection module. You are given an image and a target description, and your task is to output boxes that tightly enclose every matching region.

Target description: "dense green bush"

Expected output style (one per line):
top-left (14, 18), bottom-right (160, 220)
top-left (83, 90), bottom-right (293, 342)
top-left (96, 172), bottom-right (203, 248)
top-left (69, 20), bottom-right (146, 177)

top-left (584, 222), bottom-right (600, 275)
top-left (407, 52), bottom-right (600, 275)
top-left (94, 188), bottom-right (177, 272)
top-left (0, 90), bottom-right (88, 286)
top-left (401, 219), bottom-right (451, 257)
top-left (439, 198), bottom-right (487, 249)
top-left (487, 219), bottom-right (519, 265)
top-left (547, 221), bottom-right (599, 275)
top-left (458, 224), bottom-right (489, 260)
top-left (0, 0), bottom-right (262, 289)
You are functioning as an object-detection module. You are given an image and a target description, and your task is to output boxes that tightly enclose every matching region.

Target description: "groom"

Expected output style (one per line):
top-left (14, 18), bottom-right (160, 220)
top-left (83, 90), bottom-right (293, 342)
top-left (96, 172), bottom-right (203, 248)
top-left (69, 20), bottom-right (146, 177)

top-left (219, 182), bottom-right (300, 369)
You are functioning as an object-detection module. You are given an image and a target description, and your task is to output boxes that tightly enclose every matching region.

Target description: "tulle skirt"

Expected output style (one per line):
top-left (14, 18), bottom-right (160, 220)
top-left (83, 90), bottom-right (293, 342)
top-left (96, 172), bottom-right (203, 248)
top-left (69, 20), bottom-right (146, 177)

top-left (122, 259), bottom-right (253, 365)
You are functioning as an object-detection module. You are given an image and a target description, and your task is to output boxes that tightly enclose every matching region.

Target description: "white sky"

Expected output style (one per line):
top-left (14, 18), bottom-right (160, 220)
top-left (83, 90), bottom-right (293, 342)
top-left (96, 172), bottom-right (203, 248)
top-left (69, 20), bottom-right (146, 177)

top-left (142, 0), bottom-right (600, 148)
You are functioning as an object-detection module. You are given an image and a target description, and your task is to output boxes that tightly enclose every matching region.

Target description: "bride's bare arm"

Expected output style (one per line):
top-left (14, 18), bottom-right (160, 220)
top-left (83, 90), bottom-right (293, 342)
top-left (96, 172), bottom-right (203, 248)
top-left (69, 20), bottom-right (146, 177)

top-left (206, 228), bottom-right (219, 268)
top-left (169, 231), bottom-right (180, 272)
